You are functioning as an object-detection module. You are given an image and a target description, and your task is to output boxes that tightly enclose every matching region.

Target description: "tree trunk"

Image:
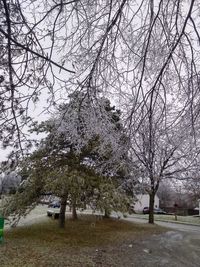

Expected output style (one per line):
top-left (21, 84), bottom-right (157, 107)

top-left (149, 192), bottom-right (155, 224)
top-left (59, 197), bottom-right (67, 228)
top-left (72, 201), bottom-right (78, 220)
top-left (104, 209), bottom-right (110, 218)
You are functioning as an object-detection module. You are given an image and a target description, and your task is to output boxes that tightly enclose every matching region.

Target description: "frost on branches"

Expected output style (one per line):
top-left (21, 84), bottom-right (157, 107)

top-left (1, 92), bottom-right (131, 227)
top-left (52, 92), bottom-right (129, 176)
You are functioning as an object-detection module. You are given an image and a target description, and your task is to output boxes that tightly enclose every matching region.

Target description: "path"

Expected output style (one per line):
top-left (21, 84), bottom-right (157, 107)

top-left (124, 215), bottom-right (200, 233)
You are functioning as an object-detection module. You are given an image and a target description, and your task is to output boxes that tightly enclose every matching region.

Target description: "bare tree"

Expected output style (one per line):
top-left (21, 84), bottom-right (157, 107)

top-left (128, 88), bottom-right (199, 223)
top-left (157, 180), bottom-right (175, 208)
top-left (183, 159), bottom-right (200, 202)
top-left (0, 1), bottom-right (200, 152)
top-left (0, 0), bottom-right (75, 157)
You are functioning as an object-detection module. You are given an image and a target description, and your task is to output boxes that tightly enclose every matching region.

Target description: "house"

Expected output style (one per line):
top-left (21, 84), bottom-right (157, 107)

top-left (134, 194), bottom-right (159, 212)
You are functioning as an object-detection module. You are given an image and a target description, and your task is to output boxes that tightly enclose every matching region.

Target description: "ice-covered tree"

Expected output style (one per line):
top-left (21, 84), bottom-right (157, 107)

top-left (39, 92), bottom-right (129, 226)
top-left (129, 92), bottom-right (199, 223)
top-left (1, 0), bottom-right (200, 226)
top-left (0, 171), bottom-right (21, 195)
top-left (0, 0), bottom-right (200, 159)
top-left (2, 93), bottom-right (130, 227)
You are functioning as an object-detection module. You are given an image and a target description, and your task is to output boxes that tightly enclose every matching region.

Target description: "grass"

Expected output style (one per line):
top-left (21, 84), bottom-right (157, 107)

top-left (132, 214), bottom-right (200, 225)
top-left (0, 215), bottom-right (165, 267)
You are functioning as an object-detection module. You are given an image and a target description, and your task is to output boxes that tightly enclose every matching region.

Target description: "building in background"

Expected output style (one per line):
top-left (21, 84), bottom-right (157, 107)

top-left (134, 194), bottom-right (159, 212)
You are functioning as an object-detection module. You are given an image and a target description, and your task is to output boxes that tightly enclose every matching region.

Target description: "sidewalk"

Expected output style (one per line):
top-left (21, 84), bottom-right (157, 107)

top-left (123, 215), bottom-right (200, 233)
top-left (129, 214), bottom-right (200, 227)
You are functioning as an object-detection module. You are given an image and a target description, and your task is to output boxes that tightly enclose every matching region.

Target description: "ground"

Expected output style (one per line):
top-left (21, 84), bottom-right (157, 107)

top-left (119, 231), bottom-right (200, 267)
top-left (1, 206), bottom-right (200, 267)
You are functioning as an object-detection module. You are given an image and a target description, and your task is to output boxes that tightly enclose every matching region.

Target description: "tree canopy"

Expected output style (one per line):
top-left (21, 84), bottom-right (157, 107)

top-left (2, 93), bottom-right (131, 227)
top-left (0, 1), bottom-right (200, 156)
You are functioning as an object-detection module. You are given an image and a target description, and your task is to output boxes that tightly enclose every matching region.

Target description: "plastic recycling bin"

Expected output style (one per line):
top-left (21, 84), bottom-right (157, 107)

top-left (0, 217), bottom-right (4, 243)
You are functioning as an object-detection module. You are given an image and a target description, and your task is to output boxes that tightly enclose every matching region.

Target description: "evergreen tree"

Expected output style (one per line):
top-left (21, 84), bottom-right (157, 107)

top-left (3, 93), bottom-right (130, 227)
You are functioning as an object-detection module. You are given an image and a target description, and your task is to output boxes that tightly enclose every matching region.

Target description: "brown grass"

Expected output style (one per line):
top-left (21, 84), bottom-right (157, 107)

top-left (0, 215), bottom-right (166, 267)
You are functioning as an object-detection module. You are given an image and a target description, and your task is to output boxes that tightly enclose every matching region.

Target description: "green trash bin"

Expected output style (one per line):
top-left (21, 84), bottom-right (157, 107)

top-left (0, 217), bottom-right (4, 243)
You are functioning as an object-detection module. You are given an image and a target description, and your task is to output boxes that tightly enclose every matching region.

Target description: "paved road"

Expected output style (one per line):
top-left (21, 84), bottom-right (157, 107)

top-left (124, 215), bottom-right (200, 233)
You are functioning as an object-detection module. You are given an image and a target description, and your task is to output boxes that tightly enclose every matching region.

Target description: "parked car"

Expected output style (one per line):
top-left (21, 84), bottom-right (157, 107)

top-left (47, 209), bottom-right (60, 219)
top-left (154, 208), bottom-right (167, 214)
top-left (143, 207), bottom-right (149, 214)
top-left (48, 201), bottom-right (61, 208)
top-left (143, 207), bottom-right (167, 214)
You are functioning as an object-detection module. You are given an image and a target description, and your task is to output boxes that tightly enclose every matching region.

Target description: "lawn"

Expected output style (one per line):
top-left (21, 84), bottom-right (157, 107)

top-left (0, 215), bottom-right (165, 267)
